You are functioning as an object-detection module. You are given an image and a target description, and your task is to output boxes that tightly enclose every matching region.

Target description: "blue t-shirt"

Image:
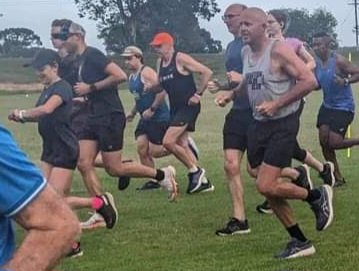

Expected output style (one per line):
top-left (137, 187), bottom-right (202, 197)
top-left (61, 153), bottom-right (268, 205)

top-left (0, 218), bottom-right (14, 266)
top-left (0, 124), bottom-right (46, 266)
top-left (315, 54), bottom-right (355, 112)
top-left (128, 67), bottom-right (170, 122)
top-left (225, 37), bottom-right (251, 111)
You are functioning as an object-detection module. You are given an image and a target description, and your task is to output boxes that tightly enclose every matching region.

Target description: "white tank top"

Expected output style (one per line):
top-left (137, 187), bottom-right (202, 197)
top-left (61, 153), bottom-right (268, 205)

top-left (242, 39), bottom-right (299, 121)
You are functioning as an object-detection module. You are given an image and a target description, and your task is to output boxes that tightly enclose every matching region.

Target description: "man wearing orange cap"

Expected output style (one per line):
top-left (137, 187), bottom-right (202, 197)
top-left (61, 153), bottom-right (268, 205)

top-left (150, 32), bottom-right (214, 194)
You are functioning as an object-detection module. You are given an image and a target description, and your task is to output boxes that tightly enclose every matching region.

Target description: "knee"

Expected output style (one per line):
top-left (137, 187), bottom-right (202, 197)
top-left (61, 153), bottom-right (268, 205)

top-left (55, 202), bottom-right (81, 246)
top-left (319, 136), bottom-right (329, 148)
top-left (137, 143), bottom-right (149, 158)
top-left (163, 137), bottom-right (176, 151)
top-left (104, 163), bottom-right (120, 177)
top-left (64, 212), bottom-right (81, 240)
top-left (224, 159), bottom-right (240, 177)
top-left (319, 129), bottom-right (329, 148)
top-left (256, 181), bottom-right (274, 197)
top-left (77, 158), bottom-right (93, 173)
top-left (327, 138), bottom-right (341, 149)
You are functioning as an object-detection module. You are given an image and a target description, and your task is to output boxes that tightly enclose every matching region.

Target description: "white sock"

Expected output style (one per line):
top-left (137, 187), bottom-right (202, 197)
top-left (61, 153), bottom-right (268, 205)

top-left (189, 166), bottom-right (198, 173)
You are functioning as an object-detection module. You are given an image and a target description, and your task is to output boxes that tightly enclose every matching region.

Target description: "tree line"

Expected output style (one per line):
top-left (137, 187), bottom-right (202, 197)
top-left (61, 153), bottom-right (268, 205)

top-left (0, 2), bottom-right (339, 57)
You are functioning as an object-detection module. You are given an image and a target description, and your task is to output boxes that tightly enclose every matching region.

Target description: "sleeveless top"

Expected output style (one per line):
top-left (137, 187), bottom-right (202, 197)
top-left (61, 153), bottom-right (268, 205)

top-left (315, 53), bottom-right (354, 112)
top-left (285, 37), bottom-right (302, 55)
top-left (128, 66), bottom-right (169, 122)
top-left (242, 39), bottom-right (299, 121)
top-left (158, 51), bottom-right (198, 111)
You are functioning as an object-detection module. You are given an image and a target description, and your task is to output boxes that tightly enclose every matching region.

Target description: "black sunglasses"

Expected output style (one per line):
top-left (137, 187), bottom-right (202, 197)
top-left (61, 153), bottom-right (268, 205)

top-left (51, 32), bottom-right (77, 41)
top-left (222, 14), bottom-right (241, 21)
top-left (51, 33), bottom-right (69, 41)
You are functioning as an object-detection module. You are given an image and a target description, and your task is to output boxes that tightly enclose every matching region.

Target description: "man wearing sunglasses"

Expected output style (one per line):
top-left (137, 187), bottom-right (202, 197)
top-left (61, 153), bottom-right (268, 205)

top-left (50, 19), bottom-right (109, 232)
top-left (207, 4), bottom-right (252, 236)
top-left (62, 22), bottom-right (178, 203)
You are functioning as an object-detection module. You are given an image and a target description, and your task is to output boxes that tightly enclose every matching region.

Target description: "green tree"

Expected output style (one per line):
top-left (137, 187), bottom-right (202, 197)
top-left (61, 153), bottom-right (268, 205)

top-left (74, 0), bottom-right (222, 53)
top-left (284, 8), bottom-right (337, 43)
top-left (0, 27), bottom-right (42, 56)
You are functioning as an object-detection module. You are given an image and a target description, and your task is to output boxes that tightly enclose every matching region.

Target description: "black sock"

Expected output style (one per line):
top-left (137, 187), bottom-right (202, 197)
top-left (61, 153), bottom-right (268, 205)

top-left (286, 224), bottom-right (307, 242)
top-left (305, 189), bottom-right (321, 203)
top-left (154, 169), bottom-right (165, 181)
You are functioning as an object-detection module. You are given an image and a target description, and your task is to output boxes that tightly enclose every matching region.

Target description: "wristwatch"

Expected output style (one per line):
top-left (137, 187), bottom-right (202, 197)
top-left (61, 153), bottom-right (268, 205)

top-left (343, 78), bottom-right (350, 86)
top-left (89, 83), bottom-right (97, 92)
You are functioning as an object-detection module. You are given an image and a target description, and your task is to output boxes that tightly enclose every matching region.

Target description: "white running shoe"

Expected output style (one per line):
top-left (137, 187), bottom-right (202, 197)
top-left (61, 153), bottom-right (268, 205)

top-left (159, 166), bottom-right (178, 201)
top-left (80, 212), bottom-right (106, 230)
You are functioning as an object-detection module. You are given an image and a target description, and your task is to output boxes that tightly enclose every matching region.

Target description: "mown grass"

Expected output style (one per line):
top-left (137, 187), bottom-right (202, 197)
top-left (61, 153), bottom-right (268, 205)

top-left (1, 81), bottom-right (359, 270)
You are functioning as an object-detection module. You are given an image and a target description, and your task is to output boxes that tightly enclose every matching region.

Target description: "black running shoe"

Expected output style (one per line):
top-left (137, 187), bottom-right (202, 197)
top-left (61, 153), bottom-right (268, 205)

top-left (275, 238), bottom-right (315, 259)
top-left (319, 161), bottom-right (335, 187)
top-left (309, 185), bottom-right (334, 231)
top-left (66, 242), bottom-right (83, 258)
top-left (334, 178), bottom-right (346, 188)
top-left (117, 159), bottom-right (133, 190)
top-left (256, 200), bottom-right (273, 214)
top-left (293, 165), bottom-right (313, 191)
top-left (215, 218), bottom-right (250, 236)
top-left (96, 192), bottom-right (118, 229)
top-left (136, 180), bottom-right (161, 191)
top-left (187, 168), bottom-right (205, 194)
top-left (118, 176), bottom-right (130, 190)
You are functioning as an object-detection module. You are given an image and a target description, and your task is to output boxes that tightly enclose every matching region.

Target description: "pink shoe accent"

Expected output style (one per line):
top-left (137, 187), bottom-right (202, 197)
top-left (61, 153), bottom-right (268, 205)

top-left (91, 197), bottom-right (103, 210)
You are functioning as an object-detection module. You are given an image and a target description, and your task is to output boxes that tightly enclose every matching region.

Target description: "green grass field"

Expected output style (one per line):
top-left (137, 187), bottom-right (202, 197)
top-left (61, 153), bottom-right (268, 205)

top-left (1, 83), bottom-right (359, 271)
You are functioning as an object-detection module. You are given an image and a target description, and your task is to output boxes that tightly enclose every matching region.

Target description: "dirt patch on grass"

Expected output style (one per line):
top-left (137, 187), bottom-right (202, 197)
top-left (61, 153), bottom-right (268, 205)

top-left (0, 83), bottom-right (42, 92)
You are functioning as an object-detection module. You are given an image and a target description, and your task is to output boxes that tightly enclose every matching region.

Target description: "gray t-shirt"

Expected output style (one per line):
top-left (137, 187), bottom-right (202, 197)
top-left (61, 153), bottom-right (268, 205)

top-left (242, 39), bottom-right (299, 121)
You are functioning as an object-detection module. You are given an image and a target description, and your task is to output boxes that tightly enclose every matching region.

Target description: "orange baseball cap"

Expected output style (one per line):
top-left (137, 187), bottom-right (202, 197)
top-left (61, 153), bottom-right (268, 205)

top-left (150, 32), bottom-right (174, 46)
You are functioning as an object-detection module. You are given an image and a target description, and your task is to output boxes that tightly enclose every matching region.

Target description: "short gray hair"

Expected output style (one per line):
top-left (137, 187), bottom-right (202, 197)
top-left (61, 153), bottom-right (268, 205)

top-left (69, 22), bottom-right (86, 37)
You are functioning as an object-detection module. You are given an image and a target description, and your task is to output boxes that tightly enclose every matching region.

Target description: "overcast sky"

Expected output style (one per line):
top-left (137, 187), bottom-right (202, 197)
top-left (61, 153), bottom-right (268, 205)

top-left (0, 0), bottom-right (357, 51)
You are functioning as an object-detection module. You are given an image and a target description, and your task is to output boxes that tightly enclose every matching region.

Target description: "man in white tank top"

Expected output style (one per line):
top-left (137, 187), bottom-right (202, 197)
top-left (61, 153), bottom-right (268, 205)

top-left (234, 7), bottom-right (334, 259)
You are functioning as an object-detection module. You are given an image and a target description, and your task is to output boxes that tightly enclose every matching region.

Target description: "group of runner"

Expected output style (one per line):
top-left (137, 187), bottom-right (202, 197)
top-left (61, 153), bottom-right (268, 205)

top-left (2, 3), bottom-right (359, 271)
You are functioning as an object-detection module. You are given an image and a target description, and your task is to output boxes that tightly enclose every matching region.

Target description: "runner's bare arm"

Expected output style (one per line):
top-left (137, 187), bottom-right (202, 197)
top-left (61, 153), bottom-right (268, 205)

top-left (336, 54), bottom-right (359, 85)
top-left (176, 52), bottom-right (213, 95)
top-left (9, 95), bottom-right (63, 122)
top-left (274, 42), bottom-right (317, 108)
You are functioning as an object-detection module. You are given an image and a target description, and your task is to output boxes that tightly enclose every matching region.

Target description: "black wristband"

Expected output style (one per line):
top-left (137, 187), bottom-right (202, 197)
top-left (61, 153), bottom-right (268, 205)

top-left (150, 106), bottom-right (157, 112)
top-left (89, 83), bottom-right (97, 92)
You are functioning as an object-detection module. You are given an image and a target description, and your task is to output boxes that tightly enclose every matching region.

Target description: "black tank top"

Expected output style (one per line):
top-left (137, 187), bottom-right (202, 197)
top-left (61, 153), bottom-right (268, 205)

top-left (158, 51), bottom-right (197, 111)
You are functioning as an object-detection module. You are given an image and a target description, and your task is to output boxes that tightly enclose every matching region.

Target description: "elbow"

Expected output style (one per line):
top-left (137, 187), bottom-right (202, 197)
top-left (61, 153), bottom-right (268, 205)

top-left (309, 76), bottom-right (318, 92)
top-left (207, 69), bottom-right (213, 79)
top-left (310, 62), bottom-right (316, 70)
top-left (42, 106), bottom-right (54, 115)
top-left (120, 72), bottom-right (128, 82)
top-left (115, 73), bottom-right (127, 84)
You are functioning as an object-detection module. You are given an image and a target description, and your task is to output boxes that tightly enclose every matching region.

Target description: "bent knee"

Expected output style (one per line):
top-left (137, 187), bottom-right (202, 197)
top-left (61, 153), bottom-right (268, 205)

top-left (163, 139), bottom-right (176, 151)
top-left (224, 160), bottom-right (240, 177)
top-left (256, 181), bottom-right (274, 197)
top-left (77, 159), bottom-right (94, 172)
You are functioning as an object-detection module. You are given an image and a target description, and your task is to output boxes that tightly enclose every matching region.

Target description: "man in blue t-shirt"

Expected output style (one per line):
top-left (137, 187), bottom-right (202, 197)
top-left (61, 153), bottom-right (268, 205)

top-left (313, 32), bottom-right (359, 187)
top-left (207, 3), bottom-right (252, 236)
top-left (0, 124), bottom-right (79, 271)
